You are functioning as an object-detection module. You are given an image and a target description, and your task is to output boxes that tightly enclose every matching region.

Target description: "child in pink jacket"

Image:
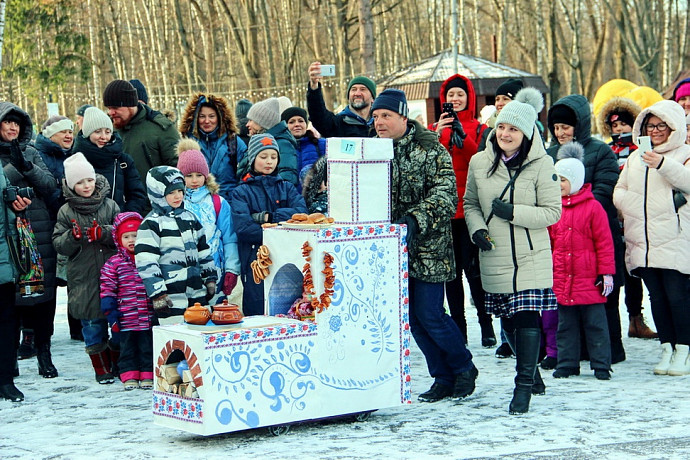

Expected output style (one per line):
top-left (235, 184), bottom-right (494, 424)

top-left (100, 212), bottom-right (155, 390)
top-left (548, 143), bottom-right (616, 380)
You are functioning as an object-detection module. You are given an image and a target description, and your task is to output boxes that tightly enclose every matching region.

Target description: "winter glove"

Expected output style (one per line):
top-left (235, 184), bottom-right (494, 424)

top-left (449, 118), bottom-right (466, 149)
top-left (394, 215), bottom-right (418, 244)
top-left (223, 272), bottom-right (238, 295)
top-left (472, 229), bottom-right (494, 251)
top-left (206, 281), bottom-right (217, 299)
top-left (71, 219), bottom-right (82, 240)
top-left (105, 310), bottom-right (122, 333)
top-left (86, 219), bottom-right (102, 243)
top-left (596, 274), bottom-right (614, 297)
top-left (674, 190), bottom-right (687, 212)
top-left (251, 212), bottom-right (268, 224)
top-left (152, 294), bottom-right (173, 315)
top-left (9, 139), bottom-right (32, 172)
top-left (100, 297), bottom-right (121, 333)
top-left (492, 198), bottom-right (514, 221)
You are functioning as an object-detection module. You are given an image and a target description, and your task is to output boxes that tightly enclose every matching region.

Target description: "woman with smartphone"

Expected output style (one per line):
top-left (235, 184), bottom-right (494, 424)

top-left (429, 74), bottom-right (495, 349)
top-left (614, 100), bottom-right (690, 376)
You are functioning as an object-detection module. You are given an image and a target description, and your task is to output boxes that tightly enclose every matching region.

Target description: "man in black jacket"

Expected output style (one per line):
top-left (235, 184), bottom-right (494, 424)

top-left (306, 62), bottom-right (376, 138)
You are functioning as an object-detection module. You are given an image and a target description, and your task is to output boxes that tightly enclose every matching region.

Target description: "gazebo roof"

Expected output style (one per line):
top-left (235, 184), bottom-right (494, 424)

top-left (379, 49), bottom-right (548, 100)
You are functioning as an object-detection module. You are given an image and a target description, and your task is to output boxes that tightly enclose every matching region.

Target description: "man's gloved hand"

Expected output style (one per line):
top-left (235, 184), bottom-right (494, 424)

top-left (251, 212), bottom-right (269, 224)
top-left (596, 274), bottom-right (614, 297)
top-left (71, 219), bottom-right (82, 240)
top-left (206, 281), bottom-right (217, 299)
top-left (394, 215), bottom-right (418, 244)
top-left (450, 118), bottom-right (466, 149)
top-left (223, 272), bottom-right (238, 295)
top-left (86, 219), bottom-right (102, 242)
top-left (492, 198), bottom-right (514, 221)
top-left (9, 139), bottom-right (32, 172)
top-left (472, 229), bottom-right (494, 251)
top-left (152, 294), bottom-right (173, 314)
top-left (105, 310), bottom-right (122, 333)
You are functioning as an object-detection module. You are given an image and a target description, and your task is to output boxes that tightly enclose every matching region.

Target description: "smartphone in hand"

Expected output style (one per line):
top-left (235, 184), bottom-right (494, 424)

top-left (320, 65), bottom-right (336, 77)
top-left (635, 136), bottom-right (652, 167)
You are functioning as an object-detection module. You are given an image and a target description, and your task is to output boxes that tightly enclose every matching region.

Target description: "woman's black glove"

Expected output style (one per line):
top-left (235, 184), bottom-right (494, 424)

top-left (394, 215), bottom-right (418, 244)
top-left (472, 229), bottom-right (494, 251)
top-left (492, 198), bottom-right (514, 221)
top-left (10, 140), bottom-right (32, 172)
top-left (673, 191), bottom-right (687, 212)
top-left (449, 119), bottom-right (466, 149)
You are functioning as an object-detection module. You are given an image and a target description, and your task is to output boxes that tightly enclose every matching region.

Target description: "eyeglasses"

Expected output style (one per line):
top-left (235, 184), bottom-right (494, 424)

top-left (645, 122), bottom-right (669, 132)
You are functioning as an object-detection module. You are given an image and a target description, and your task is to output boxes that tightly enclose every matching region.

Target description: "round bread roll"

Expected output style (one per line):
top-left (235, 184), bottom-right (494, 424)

top-left (292, 213), bottom-right (309, 222)
top-left (308, 212), bottom-right (326, 223)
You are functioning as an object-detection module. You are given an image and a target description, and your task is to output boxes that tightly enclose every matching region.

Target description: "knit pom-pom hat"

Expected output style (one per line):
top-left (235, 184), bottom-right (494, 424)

top-left (495, 87), bottom-right (544, 139)
top-left (176, 138), bottom-right (209, 178)
top-left (247, 98), bottom-right (281, 130)
top-left (555, 142), bottom-right (586, 194)
top-left (64, 152), bottom-right (96, 189)
top-left (82, 107), bottom-right (113, 138)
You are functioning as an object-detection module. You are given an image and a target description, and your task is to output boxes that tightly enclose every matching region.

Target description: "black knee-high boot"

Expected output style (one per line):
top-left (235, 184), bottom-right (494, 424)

top-left (505, 328), bottom-right (545, 396)
top-left (508, 328), bottom-right (542, 414)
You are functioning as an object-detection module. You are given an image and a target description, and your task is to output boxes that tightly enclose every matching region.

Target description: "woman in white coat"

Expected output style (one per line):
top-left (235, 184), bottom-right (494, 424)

top-left (613, 100), bottom-right (690, 376)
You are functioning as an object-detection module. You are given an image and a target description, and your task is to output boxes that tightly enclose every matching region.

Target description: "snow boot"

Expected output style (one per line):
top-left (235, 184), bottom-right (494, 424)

top-left (553, 367), bottom-right (580, 378)
top-left (540, 356), bottom-right (557, 370)
top-left (667, 344), bottom-right (690, 376)
top-left (495, 342), bottom-right (514, 359)
top-left (418, 382), bottom-right (453, 402)
top-left (509, 328), bottom-right (541, 414)
top-left (17, 329), bottom-right (36, 360)
top-left (506, 328), bottom-right (545, 396)
top-left (87, 344), bottom-right (114, 384)
top-left (628, 314), bottom-right (658, 339)
top-left (0, 383), bottom-right (24, 402)
top-left (452, 365), bottom-right (479, 400)
top-left (653, 343), bottom-right (674, 375)
top-left (36, 342), bottom-right (58, 378)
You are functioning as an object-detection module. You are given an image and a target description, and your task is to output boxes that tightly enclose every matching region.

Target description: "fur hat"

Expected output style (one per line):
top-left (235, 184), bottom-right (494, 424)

top-left (370, 89), bottom-right (408, 117)
top-left (129, 79), bottom-right (148, 104)
top-left (176, 138), bottom-right (209, 178)
top-left (495, 87), bottom-right (544, 139)
top-left (82, 107), bottom-right (113, 138)
top-left (281, 107), bottom-right (308, 123)
top-left (347, 76), bottom-right (377, 99)
top-left (247, 98), bottom-right (281, 130)
top-left (555, 142), bottom-right (586, 195)
top-left (42, 116), bottom-right (73, 139)
top-left (247, 134), bottom-right (280, 172)
top-left (64, 152), bottom-right (96, 189)
top-left (102, 79), bottom-right (138, 107)
top-left (496, 78), bottom-right (524, 99)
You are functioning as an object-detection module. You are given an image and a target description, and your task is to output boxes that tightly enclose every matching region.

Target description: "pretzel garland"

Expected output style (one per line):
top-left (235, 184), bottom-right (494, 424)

top-left (250, 245), bottom-right (272, 284)
top-left (300, 243), bottom-right (335, 313)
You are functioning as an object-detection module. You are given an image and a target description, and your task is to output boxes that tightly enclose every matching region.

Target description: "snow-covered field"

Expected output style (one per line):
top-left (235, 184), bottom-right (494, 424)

top-left (2, 286), bottom-right (689, 459)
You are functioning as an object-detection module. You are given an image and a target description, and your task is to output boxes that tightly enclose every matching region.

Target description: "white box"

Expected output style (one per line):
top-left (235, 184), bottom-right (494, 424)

top-left (326, 137), bottom-right (393, 160)
top-left (328, 160), bottom-right (391, 224)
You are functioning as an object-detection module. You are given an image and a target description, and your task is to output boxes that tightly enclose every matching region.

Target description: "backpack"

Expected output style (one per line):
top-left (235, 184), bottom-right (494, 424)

top-left (212, 193), bottom-right (221, 220)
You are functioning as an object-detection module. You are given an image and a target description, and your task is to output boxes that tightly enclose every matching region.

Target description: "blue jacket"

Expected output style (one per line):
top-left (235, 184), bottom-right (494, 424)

top-left (188, 129), bottom-right (248, 203)
top-left (33, 134), bottom-right (69, 216)
top-left (0, 169), bottom-right (17, 285)
top-left (73, 132), bottom-right (148, 215)
top-left (297, 136), bottom-right (326, 190)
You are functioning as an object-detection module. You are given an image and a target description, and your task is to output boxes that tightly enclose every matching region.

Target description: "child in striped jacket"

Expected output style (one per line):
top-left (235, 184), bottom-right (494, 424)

top-left (100, 212), bottom-right (155, 390)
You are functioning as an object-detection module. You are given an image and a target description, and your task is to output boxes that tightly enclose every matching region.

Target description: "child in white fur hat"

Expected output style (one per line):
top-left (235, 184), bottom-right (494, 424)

top-left (52, 152), bottom-right (121, 384)
top-left (548, 142), bottom-right (616, 381)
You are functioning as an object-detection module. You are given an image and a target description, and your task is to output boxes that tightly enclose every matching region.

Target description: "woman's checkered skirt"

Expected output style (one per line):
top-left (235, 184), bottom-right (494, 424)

top-left (485, 288), bottom-right (557, 318)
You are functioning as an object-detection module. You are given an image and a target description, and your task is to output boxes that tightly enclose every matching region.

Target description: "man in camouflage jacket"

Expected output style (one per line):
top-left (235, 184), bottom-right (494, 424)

top-left (372, 89), bottom-right (479, 403)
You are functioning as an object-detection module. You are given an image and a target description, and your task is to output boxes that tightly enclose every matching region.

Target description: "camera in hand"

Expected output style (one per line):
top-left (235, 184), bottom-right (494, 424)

top-left (4, 185), bottom-right (35, 202)
top-left (442, 102), bottom-right (456, 119)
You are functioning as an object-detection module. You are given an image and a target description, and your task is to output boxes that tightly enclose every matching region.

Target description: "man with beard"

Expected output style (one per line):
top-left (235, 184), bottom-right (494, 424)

top-left (102, 80), bottom-right (179, 190)
top-left (306, 62), bottom-right (376, 138)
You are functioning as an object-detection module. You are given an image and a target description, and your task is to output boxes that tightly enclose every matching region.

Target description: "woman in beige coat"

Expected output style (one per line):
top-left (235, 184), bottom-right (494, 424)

top-left (465, 88), bottom-right (561, 415)
top-left (613, 100), bottom-right (690, 376)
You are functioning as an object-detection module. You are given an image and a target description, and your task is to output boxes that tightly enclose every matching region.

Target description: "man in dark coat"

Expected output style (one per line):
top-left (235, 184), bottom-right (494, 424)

top-left (306, 62), bottom-right (376, 138)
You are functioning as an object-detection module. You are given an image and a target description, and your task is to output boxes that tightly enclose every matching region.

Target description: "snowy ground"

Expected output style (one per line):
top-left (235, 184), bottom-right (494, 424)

top-left (2, 286), bottom-right (690, 459)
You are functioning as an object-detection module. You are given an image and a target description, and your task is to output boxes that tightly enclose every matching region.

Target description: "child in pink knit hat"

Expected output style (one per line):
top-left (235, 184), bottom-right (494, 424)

top-left (177, 138), bottom-right (240, 303)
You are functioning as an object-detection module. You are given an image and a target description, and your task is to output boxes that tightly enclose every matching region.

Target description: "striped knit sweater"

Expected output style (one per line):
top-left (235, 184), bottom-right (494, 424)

top-left (100, 212), bottom-right (154, 331)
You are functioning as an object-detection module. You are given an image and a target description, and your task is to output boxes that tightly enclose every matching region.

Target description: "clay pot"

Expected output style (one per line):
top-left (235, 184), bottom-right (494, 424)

top-left (184, 302), bottom-right (211, 325)
top-left (211, 300), bottom-right (244, 324)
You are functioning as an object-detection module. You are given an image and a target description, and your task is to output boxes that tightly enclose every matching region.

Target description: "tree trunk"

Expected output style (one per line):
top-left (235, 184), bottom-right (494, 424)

top-left (359, 0), bottom-right (375, 75)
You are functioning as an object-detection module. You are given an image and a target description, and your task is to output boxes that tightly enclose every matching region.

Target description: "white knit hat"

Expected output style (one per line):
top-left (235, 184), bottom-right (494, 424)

top-left (495, 87), bottom-right (544, 139)
top-left (64, 152), bottom-right (96, 189)
top-left (82, 107), bottom-right (113, 138)
top-left (555, 142), bottom-right (586, 194)
top-left (42, 117), bottom-right (74, 139)
top-left (247, 98), bottom-right (281, 130)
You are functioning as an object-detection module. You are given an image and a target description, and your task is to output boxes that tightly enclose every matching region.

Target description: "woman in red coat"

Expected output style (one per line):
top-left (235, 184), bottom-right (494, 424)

top-left (549, 143), bottom-right (616, 380)
top-left (429, 74), bottom-right (494, 347)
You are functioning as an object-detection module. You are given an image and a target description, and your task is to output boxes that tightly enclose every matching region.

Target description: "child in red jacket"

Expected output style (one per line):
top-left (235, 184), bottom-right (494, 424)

top-left (548, 143), bottom-right (616, 380)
